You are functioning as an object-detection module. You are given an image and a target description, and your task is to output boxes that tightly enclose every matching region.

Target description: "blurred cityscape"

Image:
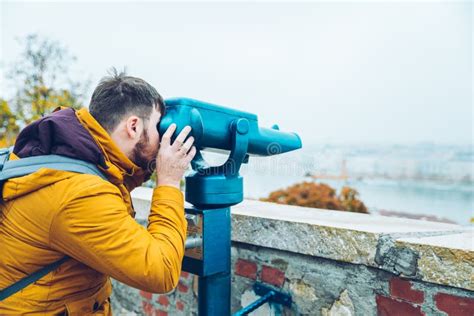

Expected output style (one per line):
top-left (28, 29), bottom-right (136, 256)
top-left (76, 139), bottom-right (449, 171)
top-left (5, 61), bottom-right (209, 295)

top-left (229, 143), bottom-right (473, 225)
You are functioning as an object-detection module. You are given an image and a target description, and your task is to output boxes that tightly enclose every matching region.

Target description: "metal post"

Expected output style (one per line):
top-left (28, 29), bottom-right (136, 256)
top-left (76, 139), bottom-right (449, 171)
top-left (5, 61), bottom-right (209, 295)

top-left (197, 206), bottom-right (231, 315)
top-left (183, 206), bottom-right (231, 315)
top-left (198, 272), bottom-right (231, 315)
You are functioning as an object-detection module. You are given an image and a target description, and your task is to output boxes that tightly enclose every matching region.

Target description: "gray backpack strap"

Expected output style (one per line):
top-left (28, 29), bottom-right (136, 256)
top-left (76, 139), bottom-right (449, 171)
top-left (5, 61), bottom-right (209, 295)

top-left (0, 150), bottom-right (109, 301)
top-left (0, 154), bottom-right (108, 182)
top-left (0, 147), bottom-right (13, 172)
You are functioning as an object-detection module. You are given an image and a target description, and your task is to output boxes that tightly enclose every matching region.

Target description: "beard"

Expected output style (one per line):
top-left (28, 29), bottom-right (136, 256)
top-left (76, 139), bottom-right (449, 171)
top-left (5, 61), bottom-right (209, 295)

top-left (131, 129), bottom-right (156, 176)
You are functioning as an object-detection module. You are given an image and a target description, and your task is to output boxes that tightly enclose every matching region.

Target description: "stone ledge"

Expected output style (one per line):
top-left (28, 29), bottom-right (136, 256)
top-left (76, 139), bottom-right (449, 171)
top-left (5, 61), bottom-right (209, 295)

top-left (131, 187), bottom-right (473, 291)
top-left (395, 232), bottom-right (473, 290)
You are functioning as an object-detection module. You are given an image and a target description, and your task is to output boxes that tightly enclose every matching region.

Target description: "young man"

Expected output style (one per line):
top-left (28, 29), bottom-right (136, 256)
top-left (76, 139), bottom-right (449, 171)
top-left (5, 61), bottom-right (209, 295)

top-left (0, 71), bottom-right (196, 315)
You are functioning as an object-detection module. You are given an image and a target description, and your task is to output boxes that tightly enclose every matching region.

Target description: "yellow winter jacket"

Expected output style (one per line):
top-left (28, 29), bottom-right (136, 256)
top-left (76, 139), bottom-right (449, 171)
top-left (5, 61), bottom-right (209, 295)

top-left (0, 108), bottom-right (187, 315)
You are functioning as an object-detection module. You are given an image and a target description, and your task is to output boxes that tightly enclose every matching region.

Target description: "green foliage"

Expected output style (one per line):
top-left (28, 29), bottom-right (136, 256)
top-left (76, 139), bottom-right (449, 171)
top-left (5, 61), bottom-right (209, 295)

top-left (7, 34), bottom-right (88, 125)
top-left (0, 99), bottom-right (19, 147)
top-left (0, 34), bottom-right (88, 145)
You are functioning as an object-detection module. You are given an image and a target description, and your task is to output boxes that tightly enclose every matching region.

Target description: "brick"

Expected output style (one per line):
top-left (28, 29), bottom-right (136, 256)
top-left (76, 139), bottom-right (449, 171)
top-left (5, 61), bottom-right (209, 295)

top-left (155, 309), bottom-right (168, 316)
top-left (156, 295), bottom-right (169, 307)
top-left (177, 282), bottom-right (189, 293)
top-left (389, 277), bottom-right (424, 304)
top-left (176, 300), bottom-right (185, 311)
top-left (435, 292), bottom-right (474, 316)
top-left (235, 259), bottom-right (258, 280)
top-left (140, 290), bottom-right (153, 300)
top-left (142, 301), bottom-right (154, 316)
top-left (261, 265), bottom-right (285, 287)
top-left (376, 295), bottom-right (424, 316)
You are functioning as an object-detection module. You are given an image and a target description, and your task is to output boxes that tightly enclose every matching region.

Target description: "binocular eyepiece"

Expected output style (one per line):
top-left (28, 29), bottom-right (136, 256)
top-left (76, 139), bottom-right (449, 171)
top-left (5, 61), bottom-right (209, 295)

top-left (158, 98), bottom-right (302, 157)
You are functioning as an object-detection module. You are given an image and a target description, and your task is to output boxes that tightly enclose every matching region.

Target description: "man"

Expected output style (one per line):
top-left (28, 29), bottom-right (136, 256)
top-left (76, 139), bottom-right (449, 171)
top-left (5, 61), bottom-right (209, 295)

top-left (0, 71), bottom-right (196, 315)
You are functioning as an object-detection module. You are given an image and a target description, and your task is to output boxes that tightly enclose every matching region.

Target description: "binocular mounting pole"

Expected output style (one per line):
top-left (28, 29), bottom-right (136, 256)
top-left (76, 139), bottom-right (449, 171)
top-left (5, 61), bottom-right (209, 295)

top-left (182, 118), bottom-right (249, 316)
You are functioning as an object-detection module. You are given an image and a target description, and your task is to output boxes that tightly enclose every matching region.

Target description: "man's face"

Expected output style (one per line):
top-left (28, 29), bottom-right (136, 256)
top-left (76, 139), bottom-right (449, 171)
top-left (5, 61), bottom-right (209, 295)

top-left (131, 107), bottom-right (161, 173)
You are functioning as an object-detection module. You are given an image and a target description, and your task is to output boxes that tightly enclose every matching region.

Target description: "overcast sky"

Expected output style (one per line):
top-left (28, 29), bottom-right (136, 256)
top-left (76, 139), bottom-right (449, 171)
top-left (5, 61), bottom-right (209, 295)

top-left (1, 1), bottom-right (472, 146)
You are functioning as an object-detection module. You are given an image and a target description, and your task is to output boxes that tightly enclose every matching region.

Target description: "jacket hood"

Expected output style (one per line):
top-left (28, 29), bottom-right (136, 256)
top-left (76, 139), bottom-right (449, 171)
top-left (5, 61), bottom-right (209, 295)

top-left (14, 108), bottom-right (106, 167)
top-left (4, 107), bottom-right (147, 214)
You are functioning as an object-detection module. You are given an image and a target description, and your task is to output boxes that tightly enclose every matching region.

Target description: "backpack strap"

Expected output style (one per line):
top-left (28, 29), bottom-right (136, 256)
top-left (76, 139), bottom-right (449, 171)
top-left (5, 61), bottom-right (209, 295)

top-left (0, 154), bottom-right (108, 183)
top-left (0, 256), bottom-right (70, 301)
top-left (0, 147), bottom-right (13, 171)
top-left (0, 151), bottom-right (109, 301)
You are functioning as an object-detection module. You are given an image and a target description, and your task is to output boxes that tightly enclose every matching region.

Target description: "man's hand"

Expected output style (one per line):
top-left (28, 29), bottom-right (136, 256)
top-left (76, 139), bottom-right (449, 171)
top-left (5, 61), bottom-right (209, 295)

top-left (155, 124), bottom-right (196, 189)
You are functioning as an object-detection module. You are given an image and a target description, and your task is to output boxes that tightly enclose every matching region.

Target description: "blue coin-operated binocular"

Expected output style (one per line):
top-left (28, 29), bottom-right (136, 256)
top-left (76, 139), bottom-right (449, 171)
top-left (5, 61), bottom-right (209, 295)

top-left (159, 98), bottom-right (302, 208)
top-left (158, 98), bottom-right (301, 315)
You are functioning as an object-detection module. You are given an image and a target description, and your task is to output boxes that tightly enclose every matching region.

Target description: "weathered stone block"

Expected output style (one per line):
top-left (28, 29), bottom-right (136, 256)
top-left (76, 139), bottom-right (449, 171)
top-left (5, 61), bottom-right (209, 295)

top-left (289, 279), bottom-right (319, 314)
top-left (321, 289), bottom-right (354, 316)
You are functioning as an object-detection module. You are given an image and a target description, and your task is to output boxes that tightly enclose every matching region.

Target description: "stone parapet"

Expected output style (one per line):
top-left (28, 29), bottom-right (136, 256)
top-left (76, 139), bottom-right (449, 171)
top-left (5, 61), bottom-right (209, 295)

top-left (231, 199), bottom-right (472, 291)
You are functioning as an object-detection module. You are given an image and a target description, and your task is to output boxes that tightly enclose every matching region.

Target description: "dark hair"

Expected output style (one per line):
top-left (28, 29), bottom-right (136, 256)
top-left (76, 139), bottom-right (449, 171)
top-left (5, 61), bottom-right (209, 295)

top-left (89, 68), bottom-right (165, 133)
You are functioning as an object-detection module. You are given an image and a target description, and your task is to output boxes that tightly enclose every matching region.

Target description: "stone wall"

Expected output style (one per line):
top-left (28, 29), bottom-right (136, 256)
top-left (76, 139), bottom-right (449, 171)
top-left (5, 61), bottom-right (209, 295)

top-left (111, 187), bottom-right (473, 315)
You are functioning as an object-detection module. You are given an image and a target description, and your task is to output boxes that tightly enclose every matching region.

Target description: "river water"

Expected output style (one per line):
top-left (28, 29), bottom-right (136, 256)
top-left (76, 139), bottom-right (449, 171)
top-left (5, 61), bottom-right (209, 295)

top-left (220, 144), bottom-right (474, 225)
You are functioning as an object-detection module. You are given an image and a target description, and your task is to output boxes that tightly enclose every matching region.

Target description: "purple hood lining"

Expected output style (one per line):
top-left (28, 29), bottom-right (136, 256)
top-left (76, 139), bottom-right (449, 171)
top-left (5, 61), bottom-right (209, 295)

top-left (13, 108), bottom-right (107, 168)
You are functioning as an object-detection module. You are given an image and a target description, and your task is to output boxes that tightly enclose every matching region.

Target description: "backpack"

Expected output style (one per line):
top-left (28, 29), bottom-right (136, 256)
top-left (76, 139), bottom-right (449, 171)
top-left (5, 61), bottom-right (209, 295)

top-left (0, 147), bottom-right (108, 301)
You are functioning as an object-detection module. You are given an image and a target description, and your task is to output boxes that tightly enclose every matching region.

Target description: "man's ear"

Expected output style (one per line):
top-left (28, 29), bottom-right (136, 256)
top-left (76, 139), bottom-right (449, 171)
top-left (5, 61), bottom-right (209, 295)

top-left (125, 115), bottom-right (143, 140)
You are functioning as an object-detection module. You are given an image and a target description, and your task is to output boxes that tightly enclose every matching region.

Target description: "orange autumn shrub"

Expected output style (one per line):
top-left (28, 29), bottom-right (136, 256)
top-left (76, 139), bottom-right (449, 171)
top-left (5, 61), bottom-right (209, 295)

top-left (339, 186), bottom-right (368, 213)
top-left (261, 181), bottom-right (368, 214)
